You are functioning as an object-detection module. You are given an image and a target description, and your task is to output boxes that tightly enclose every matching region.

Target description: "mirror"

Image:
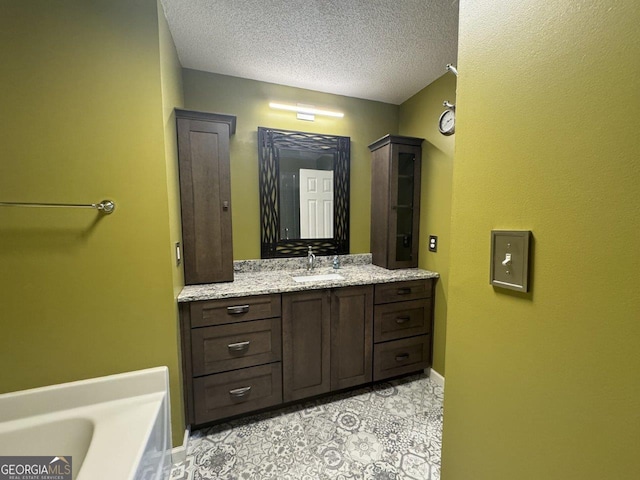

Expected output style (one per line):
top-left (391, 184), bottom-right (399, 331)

top-left (258, 127), bottom-right (350, 258)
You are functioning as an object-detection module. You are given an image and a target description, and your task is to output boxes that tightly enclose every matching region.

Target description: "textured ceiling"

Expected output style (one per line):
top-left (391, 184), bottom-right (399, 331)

top-left (160, 0), bottom-right (459, 105)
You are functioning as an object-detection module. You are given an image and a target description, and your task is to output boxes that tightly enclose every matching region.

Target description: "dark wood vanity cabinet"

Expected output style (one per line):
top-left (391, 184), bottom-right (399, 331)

top-left (180, 294), bottom-right (283, 425)
top-left (373, 279), bottom-right (433, 381)
top-left (369, 135), bottom-right (424, 269)
top-left (180, 279), bottom-right (432, 427)
top-left (282, 285), bottom-right (374, 401)
top-left (176, 109), bottom-right (236, 284)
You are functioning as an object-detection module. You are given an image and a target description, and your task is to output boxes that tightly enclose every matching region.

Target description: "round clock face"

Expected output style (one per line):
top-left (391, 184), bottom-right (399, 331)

top-left (438, 109), bottom-right (455, 136)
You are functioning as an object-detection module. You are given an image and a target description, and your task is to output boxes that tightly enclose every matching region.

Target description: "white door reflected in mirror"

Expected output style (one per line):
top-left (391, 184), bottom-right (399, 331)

top-left (299, 169), bottom-right (334, 239)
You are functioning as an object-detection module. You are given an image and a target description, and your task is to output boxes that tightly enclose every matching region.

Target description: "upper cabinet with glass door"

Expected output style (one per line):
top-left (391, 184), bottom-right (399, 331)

top-left (369, 135), bottom-right (424, 269)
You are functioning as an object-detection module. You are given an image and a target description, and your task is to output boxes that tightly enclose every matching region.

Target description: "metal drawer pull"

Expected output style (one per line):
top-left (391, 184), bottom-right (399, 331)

top-left (227, 305), bottom-right (250, 315)
top-left (395, 316), bottom-right (410, 324)
top-left (395, 353), bottom-right (410, 362)
top-left (396, 288), bottom-right (412, 295)
top-left (229, 386), bottom-right (251, 397)
top-left (228, 341), bottom-right (250, 351)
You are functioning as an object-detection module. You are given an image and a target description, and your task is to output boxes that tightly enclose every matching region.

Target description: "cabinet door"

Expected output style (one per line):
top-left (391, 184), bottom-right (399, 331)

top-left (388, 143), bottom-right (421, 268)
top-left (177, 112), bottom-right (234, 284)
top-left (282, 290), bottom-right (331, 401)
top-left (370, 143), bottom-right (391, 268)
top-left (331, 286), bottom-right (374, 390)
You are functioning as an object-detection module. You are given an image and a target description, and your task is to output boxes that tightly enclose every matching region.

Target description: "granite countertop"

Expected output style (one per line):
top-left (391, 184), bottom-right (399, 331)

top-left (178, 254), bottom-right (439, 302)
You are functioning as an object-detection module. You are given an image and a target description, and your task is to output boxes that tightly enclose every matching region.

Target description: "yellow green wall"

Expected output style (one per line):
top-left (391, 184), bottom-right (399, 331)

top-left (0, 0), bottom-right (185, 446)
top-left (442, 1), bottom-right (640, 479)
top-left (158, 0), bottom-right (185, 299)
top-left (399, 73), bottom-right (456, 375)
top-left (157, 0), bottom-right (186, 444)
top-left (182, 69), bottom-right (399, 259)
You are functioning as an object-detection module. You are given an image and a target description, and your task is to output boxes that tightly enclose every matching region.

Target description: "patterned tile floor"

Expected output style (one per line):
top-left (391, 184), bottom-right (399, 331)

top-left (170, 373), bottom-right (443, 480)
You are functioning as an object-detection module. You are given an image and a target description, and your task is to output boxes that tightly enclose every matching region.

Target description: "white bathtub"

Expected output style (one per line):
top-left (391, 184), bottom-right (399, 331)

top-left (0, 367), bottom-right (172, 480)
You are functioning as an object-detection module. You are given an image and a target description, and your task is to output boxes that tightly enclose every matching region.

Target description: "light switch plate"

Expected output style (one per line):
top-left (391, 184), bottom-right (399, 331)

top-left (175, 242), bottom-right (182, 266)
top-left (490, 230), bottom-right (531, 292)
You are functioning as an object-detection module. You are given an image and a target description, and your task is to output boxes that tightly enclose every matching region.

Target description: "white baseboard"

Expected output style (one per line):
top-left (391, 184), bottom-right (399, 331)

top-left (426, 368), bottom-right (445, 389)
top-left (171, 427), bottom-right (190, 464)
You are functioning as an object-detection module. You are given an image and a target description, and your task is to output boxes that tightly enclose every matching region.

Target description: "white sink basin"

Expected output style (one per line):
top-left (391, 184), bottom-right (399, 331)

top-left (292, 273), bottom-right (345, 283)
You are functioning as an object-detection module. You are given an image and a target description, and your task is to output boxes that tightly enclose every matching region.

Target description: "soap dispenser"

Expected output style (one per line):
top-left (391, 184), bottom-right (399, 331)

top-left (333, 255), bottom-right (340, 269)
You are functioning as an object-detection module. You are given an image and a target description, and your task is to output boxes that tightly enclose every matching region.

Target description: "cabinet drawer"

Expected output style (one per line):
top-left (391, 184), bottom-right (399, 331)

top-left (191, 318), bottom-right (282, 376)
top-left (373, 335), bottom-right (430, 381)
top-left (374, 299), bottom-right (431, 343)
top-left (193, 363), bottom-right (282, 425)
top-left (374, 279), bottom-right (432, 304)
top-left (190, 294), bottom-right (281, 327)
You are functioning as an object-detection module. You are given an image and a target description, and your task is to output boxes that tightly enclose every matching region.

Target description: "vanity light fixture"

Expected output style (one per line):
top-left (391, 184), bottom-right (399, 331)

top-left (268, 102), bottom-right (344, 121)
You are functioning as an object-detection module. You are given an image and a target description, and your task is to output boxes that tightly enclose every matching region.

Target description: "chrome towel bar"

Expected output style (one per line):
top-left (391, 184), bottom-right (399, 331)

top-left (0, 199), bottom-right (116, 214)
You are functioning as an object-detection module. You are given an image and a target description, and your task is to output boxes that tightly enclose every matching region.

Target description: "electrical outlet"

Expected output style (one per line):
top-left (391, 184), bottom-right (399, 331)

top-left (428, 235), bottom-right (438, 252)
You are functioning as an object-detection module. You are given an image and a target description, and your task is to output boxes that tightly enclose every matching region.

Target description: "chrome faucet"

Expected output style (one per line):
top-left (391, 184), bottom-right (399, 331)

top-left (307, 246), bottom-right (316, 271)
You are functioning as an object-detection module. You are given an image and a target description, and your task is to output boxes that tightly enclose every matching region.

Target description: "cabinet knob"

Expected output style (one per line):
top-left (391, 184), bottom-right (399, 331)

top-left (229, 386), bottom-right (251, 397)
top-left (395, 316), bottom-right (410, 324)
top-left (396, 288), bottom-right (412, 295)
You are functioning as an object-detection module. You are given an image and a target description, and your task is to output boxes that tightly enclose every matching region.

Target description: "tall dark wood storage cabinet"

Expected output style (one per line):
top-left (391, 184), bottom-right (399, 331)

top-left (176, 109), bottom-right (236, 284)
top-left (369, 135), bottom-right (424, 269)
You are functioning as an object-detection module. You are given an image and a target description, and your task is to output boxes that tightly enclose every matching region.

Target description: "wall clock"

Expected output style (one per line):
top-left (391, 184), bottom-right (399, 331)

top-left (438, 101), bottom-right (455, 136)
top-left (438, 107), bottom-right (455, 136)
top-left (439, 64), bottom-right (458, 137)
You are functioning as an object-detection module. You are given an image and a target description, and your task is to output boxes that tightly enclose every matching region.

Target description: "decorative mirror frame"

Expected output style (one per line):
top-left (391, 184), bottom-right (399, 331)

top-left (258, 127), bottom-right (350, 258)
